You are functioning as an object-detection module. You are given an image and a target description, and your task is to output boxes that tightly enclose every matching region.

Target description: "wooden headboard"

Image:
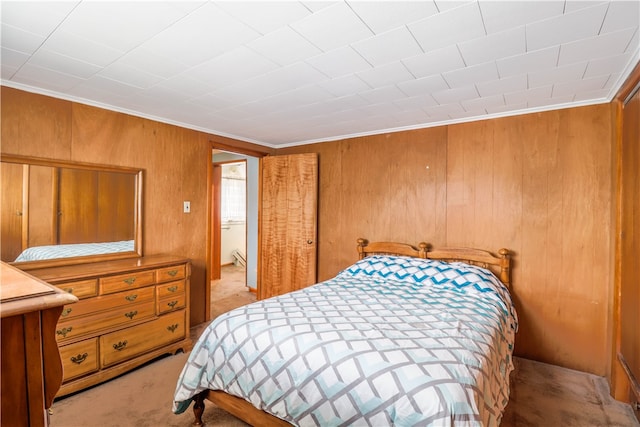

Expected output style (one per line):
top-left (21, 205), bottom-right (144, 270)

top-left (356, 238), bottom-right (512, 287)
top-left (357, 238), bottom-right (428, 259)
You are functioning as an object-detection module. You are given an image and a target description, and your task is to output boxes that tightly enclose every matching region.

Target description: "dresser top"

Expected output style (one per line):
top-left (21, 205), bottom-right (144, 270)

top-left (1, 261), bottom-right (78, 317)
top-left (22, 254), bottom-right (191, 284)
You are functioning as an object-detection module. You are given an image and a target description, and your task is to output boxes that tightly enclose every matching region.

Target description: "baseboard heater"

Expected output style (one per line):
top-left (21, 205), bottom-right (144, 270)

top-left (618, 352), bottom-right (640, 411)
top-left (231, 250), bottom-right (246, 267)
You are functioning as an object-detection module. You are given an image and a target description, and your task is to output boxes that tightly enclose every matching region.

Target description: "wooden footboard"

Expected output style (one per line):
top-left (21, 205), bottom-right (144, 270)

top-left (193, 390), bottom-right (290, 426)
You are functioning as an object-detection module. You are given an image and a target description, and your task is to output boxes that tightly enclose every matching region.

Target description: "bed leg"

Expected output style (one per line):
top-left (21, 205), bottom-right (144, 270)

top-left (192, 392), bottom-right (206, 426)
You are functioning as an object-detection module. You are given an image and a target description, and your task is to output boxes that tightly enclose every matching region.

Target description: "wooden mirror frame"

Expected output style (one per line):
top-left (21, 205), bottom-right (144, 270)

top-left (1, 155), bottom-right (143, 270)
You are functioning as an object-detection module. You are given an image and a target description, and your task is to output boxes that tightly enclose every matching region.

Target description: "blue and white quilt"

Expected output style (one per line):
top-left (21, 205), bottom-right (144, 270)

top-left (14, 240), bottom-right (134, 262)
top-left (173, 255), bottom-right (518, 426)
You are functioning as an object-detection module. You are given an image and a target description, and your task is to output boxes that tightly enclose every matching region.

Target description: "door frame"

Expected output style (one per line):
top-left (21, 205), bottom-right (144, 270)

top-left (211, 158), bottom-right (248, 278)
top-left (211, 162), bottom-right (222, 281)
top-left (205, 140), bottom-right (269, 321)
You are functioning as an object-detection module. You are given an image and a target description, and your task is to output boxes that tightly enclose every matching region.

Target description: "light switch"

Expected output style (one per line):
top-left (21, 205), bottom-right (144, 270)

top-left (183, 201), bottom-right (190, 213)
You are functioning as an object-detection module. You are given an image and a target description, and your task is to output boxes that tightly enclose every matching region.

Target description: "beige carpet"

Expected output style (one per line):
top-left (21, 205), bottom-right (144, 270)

top-left (50, 351), bottom-right (248, 427)
top-left (49, 352), bottom-right (639, 427)
top-left (501, 357), bottom-right (639, 426)
top-left (49, 266), bottom-right (639, 426)
top-left (210, 264), bottom-right (256, 319)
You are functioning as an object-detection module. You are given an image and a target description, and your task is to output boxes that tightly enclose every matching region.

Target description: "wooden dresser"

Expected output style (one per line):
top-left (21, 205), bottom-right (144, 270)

top-left (1, 261), bottom-right (78, 427)
top-left (25, 255), bottom-right (192, 397)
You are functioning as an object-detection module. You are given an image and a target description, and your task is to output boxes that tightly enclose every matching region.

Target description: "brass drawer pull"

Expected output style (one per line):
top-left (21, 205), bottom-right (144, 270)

top-left (167, 324), bottom-right (179, 333)
top-left (123, 277), bottom-right (136, 285)
top-left (124, 310), bottom-right (138, 319)
top-left (113, 341), bottom-right (128, 351)
top-left (64, 288), bottom-right (74, 294)
top-left (167, 269), bottom-right (178, 277)
top-left (125, 294), bottom-right (138, 302)
top-left (167, 286), bottom-right (178, 293)
top-left (61, 307), bottom-right (73, 317)
top-left (71, 353), bottom-right (88, 364)
top-left (167, 300), bottom-right (178, 309)
top-left (56, 327), bottom-right (72, 338)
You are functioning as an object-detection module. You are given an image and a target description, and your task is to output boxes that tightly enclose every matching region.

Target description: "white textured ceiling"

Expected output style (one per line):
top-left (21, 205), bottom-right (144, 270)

top-left (2, 1), bottom-right (639, 147)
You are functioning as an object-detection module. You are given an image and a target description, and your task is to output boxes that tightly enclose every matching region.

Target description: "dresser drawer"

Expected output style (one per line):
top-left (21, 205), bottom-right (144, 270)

top-left (157, 293), bottom-right (186, 315)
top-left (156, 279), bottom-right (185, 299)
top-left (100, 270), bottom-right (155, 295)
top-left (156, 264), bottom-right (186, 283)
top-left (100, 310), bottom-right (186, 367)
top-left (60, 338), bottom-right (99, 381)
top-left (59, 287), bottom-right (155, 321)
top-left (58, 279), bottom-right (98, 299)
top-left (56, 301), bottom-right (156, 342)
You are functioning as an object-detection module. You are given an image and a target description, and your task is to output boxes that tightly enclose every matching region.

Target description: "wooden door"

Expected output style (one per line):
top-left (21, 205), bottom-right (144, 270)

top-left (27, 165), bottom-right (57, 248)
top-left (96, 171), bottom-right (136, 242)
top-left (258, 153), bottom-right (318, 300)
top-left (1, 162), bottom-right (25, 261)
top-left (57, 168), bottom-right (98, 244)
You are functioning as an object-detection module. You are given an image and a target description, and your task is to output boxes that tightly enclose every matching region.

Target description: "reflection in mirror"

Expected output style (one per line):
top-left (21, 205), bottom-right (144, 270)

top-left (1, 155), bottom-right (143, 269)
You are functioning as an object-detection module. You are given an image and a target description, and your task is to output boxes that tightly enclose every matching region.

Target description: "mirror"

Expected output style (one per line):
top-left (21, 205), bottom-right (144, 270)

top-left (1, 155), bottom-right (143, 270)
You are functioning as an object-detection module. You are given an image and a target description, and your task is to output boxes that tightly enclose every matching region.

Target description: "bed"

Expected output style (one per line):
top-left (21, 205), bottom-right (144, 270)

top-left (13, 240), bottom-right (134, 262)
top-left (173, 238), bottom-right (518, 426)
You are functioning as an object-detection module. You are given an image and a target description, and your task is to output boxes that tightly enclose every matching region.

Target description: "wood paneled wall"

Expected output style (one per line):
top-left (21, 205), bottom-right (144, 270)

top-left (0, 87), bottom-right (260, 326)
top-left (279, 104), bottom-right (614, 376)
top-left (2, 85), bottom-right (620, 378)
top-left (612, 63), bottom-right (640, 409)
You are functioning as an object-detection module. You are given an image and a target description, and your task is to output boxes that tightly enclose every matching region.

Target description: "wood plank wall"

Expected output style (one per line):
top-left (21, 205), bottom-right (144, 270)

top-left (1, 85), bottom-right (619, 378)
top-left (279, 104), bottom-right (614, 376)
top-left (618, 87), bottom-right (640, 404)
top-left (0, 87), bottom-right (266, 326)
top-left (612, 63), bottom-right (640, 408)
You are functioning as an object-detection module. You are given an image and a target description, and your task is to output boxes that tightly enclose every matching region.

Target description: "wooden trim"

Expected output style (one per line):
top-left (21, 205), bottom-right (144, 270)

top-left (50, 166), bottom-right (59, 248)
top-left (256, 157), bottom-right (264, 299)
top-left (0, 155), bottom-right (142, 174)
top-left (21, 164), bottom-right (29, 250)
top-left (213, 159), bottom-right (249, 166)
top-left (17, 251), bottom-right (142, 271)
top-left (612, 89), bottom-right (626, 399)
top-left (211, 164), bottom-right (222, 281)
top-left (210, 140), bottom-right (270, 159)
top-left (205, 147), bottom-right (212, 322)
top-left (134, 168), bottom-right (143, 257)
top-left (618, 353), bottom-right (640, 405)
top-left (614, 60), bottom-right (640, 104)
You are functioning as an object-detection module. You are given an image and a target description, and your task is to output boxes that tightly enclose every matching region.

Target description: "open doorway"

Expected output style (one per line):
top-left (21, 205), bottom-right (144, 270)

top-left (210, 151), bottom-right (258, 319)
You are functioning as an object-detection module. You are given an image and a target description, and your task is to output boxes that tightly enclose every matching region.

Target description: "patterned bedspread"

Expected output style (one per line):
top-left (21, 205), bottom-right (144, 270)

top-left (14, 240), bottom-right (134, 262)
top-left (173, 255), bottom-right (518, 426)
